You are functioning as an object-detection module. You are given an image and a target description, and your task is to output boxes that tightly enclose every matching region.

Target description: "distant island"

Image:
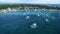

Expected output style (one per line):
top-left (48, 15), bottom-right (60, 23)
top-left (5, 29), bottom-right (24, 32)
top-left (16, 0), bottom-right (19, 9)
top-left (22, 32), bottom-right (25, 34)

top-left (0, 4), bottom-right (60, 12)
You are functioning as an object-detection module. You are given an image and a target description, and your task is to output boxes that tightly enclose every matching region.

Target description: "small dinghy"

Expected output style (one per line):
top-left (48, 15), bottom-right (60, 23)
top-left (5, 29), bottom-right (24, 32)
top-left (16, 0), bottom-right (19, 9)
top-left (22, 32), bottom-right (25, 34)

top-left (30, 23), bottom-right (37, 29)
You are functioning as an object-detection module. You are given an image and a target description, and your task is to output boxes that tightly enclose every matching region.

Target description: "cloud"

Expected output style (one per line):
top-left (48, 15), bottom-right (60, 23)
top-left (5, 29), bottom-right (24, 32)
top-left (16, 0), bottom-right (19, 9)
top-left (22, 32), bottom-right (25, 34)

top-left (0, 0), bottom-right (20, 2)
top-left (0, 0), bottom-right (60, 4)
top-left (29, 0), bottom-right (60, 4)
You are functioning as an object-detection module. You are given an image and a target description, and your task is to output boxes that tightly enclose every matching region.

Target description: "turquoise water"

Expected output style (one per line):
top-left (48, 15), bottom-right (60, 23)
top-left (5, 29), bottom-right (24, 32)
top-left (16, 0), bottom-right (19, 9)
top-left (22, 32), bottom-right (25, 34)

top-left (0, 10), bottom-right (60, 34)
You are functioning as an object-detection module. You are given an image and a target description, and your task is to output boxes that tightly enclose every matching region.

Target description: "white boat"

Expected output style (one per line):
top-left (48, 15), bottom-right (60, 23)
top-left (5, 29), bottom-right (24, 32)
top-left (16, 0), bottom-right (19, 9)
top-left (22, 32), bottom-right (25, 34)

top-left (30, 23), bottom-right (37, 29)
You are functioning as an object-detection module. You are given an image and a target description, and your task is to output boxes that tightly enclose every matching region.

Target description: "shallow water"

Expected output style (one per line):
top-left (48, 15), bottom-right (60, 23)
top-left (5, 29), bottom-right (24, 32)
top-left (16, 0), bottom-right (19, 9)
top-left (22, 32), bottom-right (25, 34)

top-left (0, 10), bottom-right (60, 34)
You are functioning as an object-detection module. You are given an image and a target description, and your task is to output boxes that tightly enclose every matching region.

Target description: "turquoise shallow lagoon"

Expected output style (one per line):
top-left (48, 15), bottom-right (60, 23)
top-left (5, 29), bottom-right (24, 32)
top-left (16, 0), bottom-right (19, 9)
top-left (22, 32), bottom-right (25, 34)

top-left (0, 10), bottom-right (60, 34)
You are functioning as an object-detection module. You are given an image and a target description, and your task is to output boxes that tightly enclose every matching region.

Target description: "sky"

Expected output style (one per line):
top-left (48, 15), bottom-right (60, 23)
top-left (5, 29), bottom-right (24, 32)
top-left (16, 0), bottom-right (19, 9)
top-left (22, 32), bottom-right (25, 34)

top-left (0, 0), bottom-right (60, 4)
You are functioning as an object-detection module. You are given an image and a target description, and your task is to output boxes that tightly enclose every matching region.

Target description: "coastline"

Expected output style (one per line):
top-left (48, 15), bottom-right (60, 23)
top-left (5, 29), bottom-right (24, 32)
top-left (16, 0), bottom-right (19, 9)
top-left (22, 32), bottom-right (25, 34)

top-left (0, 9), bottom-right (60, 13)
top-left (0, 4), bottom-right (60, 12)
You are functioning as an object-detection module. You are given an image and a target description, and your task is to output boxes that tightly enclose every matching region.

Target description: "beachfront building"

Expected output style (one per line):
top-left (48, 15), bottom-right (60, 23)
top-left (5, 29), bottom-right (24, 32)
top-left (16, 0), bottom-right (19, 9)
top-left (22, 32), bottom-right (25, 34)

top-left (7, 8), bottom-right (12, 11)
top-left (0, 9), bottom-right (7, 12)
top-left (24, 7), bottom-right (39, 10)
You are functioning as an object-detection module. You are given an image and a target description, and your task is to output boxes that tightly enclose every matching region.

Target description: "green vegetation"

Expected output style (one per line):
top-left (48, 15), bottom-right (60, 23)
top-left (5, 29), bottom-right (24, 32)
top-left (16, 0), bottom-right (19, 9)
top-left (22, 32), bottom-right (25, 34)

top-left (0, 4), bottom-right (60, 10)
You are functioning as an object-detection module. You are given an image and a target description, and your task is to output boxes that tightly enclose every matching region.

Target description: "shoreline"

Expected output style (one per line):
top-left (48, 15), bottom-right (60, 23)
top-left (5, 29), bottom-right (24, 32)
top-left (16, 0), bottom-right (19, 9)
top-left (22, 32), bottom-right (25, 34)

top-left (0, 9), bottom-right (60, 12)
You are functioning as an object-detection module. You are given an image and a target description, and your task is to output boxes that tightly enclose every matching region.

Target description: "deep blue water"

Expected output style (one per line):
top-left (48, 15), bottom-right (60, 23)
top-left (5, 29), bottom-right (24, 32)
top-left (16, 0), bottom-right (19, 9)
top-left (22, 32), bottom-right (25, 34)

top-left (0, 10), bottom-right (60, 34)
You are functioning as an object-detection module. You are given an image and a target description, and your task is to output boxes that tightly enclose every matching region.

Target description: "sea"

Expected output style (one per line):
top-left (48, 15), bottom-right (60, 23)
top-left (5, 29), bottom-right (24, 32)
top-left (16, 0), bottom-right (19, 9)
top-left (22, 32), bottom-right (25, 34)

top-left (0, 10), bottom-right (60, 34)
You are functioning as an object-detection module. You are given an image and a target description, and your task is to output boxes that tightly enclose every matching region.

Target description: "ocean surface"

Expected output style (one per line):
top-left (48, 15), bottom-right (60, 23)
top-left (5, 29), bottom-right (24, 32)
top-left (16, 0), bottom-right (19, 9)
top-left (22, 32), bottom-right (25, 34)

top-left (0, 10), bottom-right (60, 34)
